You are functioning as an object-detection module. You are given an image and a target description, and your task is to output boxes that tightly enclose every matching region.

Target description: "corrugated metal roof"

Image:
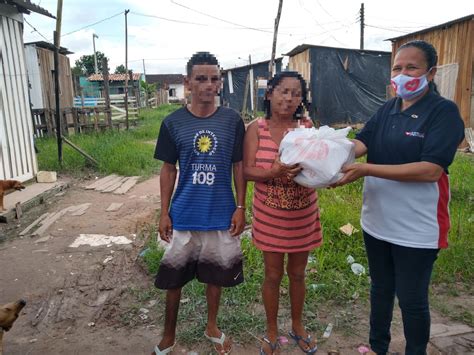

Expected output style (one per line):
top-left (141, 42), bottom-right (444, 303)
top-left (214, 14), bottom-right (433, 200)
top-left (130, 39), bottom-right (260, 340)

top-left (5, 0), bottom-right (55, 18)
top-left (386, 14), bottom-right (474, 41)
top-left (284, 44), bottom-right (390, 57)
top-left (25, 41), bottom-right (73, 55)
top-left (88, 73), bottom-right (142, 81)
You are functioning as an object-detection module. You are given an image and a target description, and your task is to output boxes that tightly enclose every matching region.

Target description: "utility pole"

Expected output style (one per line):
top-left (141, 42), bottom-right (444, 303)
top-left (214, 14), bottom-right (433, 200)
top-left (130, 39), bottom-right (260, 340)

top-left (124, 9), bottom-right (130, 130)
top-left (93, 33), bottom-right (99, 73)
top-left (142, 59), bottom-right (146, 78)
top-left (360, 3), bottom-right (365, 50)
top-left (54, 0), bottom-right (63, 164)
top-left (269, 0), bottom-right (283, 78)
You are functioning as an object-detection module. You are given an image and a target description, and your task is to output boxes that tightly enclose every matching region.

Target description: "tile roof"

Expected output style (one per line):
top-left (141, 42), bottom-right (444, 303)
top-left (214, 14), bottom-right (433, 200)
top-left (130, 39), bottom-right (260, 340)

top-left (88, 73), bottom-right (142, 81)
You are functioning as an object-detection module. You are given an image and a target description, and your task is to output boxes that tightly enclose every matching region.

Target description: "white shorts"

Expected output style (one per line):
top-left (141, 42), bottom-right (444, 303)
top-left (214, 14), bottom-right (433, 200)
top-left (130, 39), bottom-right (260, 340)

top-left (155, 230), bottom-right (243, 289)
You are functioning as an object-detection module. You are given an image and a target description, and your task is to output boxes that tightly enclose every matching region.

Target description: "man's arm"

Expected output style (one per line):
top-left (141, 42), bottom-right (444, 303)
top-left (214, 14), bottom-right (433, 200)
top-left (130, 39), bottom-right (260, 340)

top-left (229, 162), bottom-right (247, 237)
top-left (159, 162), bottom-right (177, 242)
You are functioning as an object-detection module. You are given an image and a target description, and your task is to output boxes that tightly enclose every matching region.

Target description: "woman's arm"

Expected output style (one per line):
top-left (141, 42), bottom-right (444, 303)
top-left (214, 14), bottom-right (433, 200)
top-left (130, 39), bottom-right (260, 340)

top-left (352, 139), bottom-right (367, 158)
top-left (243, 121), bottom-right (301, 182)
top-left (334, 161), bottom-right (443, 187)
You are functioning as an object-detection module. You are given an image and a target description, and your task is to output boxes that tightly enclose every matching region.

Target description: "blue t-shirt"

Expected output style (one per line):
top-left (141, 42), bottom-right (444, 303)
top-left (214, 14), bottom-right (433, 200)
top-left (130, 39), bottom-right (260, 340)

top-left (356, 91), bottom-right (465, 249)
top-left (154, 106), bottom-right (245, 231)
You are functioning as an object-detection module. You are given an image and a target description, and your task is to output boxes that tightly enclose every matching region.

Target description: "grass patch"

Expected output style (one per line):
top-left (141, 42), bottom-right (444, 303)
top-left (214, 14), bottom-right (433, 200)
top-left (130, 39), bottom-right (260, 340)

top-left (134, 152), bottom-right (473, 342)
top-left (36, 104), bottom-right (180, 177)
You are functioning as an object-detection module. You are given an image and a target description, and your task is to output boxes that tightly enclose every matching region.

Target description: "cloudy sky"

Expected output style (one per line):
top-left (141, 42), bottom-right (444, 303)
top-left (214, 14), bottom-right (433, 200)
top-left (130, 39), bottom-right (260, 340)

top-left (23, 0), bottom-right (472, 75)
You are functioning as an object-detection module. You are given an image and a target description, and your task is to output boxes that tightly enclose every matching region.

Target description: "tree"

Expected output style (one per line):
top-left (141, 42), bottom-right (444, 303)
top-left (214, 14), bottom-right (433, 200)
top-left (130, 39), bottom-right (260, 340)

top-left (73, 51), bottom-right (108, 76)
top-left (114, 64), bottom-right (127, 74)
top-left (140, 80), bottom-right (156, 106)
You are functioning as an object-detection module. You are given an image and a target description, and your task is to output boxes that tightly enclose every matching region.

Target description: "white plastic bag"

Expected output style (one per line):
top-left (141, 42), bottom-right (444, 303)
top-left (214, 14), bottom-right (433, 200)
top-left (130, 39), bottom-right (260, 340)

top-left (279, 125), bottom-right (355, 188)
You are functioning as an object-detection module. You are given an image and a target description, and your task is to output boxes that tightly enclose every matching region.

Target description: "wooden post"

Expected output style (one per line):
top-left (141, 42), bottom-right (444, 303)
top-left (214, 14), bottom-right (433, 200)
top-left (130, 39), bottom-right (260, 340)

top-left (72, 108), bottom-right (79, 134)
top-left (242, 73), bottom-right (250, 116)
top-left (360, 3), bottom-right (365, 50)
top-left (124, 9), bottom-right (130, 130)
top-left (94, 108), bottom-right (99, 131)
top-left (102, 57), bottom-right (112, 129)
top-left (269, 0), bottom-right (283, 78)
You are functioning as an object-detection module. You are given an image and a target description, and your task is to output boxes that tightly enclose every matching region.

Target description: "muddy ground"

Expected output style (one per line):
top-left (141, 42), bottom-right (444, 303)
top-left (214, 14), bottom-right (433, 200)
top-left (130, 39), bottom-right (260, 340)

top-left (0, 176), bottom-right (470, 354)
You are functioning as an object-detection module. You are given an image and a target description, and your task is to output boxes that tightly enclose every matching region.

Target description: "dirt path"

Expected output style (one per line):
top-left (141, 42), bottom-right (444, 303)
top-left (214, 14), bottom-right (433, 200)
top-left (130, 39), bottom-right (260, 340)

top-left (0, 175), bottom-right (470, 354)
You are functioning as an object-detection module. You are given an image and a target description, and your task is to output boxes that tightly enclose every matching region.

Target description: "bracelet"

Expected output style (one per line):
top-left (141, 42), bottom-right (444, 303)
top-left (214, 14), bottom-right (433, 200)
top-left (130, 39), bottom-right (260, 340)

top-left (236, 205), bottom-right (246, 210)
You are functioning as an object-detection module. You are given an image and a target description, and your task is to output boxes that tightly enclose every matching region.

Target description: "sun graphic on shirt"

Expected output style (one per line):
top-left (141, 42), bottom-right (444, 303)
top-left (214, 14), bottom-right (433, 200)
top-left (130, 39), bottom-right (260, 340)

top-left (197, 135), bottom-right (212, 153)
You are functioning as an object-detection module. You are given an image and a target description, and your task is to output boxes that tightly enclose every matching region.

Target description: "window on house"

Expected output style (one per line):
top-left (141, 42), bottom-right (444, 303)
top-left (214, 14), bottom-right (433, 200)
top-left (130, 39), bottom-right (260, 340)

top-left (169, 88), bottom-right (176, 97)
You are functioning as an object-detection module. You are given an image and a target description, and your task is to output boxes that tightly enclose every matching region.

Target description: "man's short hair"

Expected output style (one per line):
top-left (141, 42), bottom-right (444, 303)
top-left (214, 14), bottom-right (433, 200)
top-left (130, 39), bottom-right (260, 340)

top-left (186, 52), bottom-right (219, 77)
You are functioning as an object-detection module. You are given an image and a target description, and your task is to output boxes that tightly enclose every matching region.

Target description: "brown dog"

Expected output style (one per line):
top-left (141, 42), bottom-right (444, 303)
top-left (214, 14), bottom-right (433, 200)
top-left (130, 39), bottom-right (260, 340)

top-left (0, 300), bottom-right (26, 355)
top-left (0, 180), bottom-right (25, 212)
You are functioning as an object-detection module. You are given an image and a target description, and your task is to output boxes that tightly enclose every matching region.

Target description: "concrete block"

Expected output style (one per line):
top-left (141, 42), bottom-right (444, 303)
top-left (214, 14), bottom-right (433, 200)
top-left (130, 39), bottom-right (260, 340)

top-left (36, 171), bottom-right (57, 183)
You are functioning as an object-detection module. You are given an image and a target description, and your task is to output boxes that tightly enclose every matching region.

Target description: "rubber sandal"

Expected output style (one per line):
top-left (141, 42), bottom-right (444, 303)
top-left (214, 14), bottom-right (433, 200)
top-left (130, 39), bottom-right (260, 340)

top-left (152, 342), bottom-right (176, 354)
top-left (204, 331), bottom-right (232, 355)
top-left (260, 336), bottom-right (280, 355)
top-left (288, 330), bottom-right (318, 354)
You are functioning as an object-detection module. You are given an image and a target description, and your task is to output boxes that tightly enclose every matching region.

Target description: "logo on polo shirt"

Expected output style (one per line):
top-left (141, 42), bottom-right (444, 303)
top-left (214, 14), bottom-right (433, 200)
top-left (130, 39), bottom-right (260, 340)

top-left (193, 129), bottom-right (218, 156)
top-left (405, 131), bottom-right (424, 138)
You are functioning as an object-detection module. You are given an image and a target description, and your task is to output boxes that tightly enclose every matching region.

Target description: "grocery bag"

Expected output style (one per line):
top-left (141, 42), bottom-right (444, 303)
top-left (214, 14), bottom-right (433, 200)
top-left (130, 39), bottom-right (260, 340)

top-left (279, 126), bottom-right (355, 188)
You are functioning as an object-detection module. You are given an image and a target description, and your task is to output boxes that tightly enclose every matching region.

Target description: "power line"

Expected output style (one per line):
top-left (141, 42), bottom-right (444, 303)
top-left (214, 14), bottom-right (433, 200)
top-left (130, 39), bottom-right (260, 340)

top-left (59, 11), bottom-right (123, 39)
top-left (365, 24), bottom-right (410, 34)
top-left (169, 0), bottom-right (275, 34)
top-left (24, 18), bottom-right (51, 43)
top-left (130, 11), bottom-right (210, 26)
top-left (297, 0), bottom-right (348, 47)
top-left (129, 57), bottom-right (189, 62)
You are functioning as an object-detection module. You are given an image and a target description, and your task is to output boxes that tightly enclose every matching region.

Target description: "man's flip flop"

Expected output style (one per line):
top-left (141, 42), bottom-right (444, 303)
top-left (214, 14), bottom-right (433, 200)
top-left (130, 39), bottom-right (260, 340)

top-left (288, 330), bottom-right (318, 354)
top-left (204, 331), bottom-right (232, 355)
top-left (152, 342), bottom-right (176, 355)
top-left (260, 336), bottom-right (280, 355)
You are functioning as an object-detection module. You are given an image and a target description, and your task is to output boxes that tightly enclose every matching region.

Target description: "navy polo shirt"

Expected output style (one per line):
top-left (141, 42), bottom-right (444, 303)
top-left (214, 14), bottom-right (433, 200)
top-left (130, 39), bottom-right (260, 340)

top-left (357, 91), bottom-right (464, 170)
top-left (355, 91), bottom-right (464, 249)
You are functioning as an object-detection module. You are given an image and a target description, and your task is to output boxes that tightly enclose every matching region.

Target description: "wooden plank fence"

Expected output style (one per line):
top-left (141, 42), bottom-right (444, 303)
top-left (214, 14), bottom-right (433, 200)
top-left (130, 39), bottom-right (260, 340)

top-left (32, 106), bottom-right (139, 137)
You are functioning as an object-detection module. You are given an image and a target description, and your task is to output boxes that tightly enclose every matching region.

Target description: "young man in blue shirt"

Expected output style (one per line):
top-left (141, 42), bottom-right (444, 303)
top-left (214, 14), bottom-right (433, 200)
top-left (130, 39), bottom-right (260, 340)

top-left (152, 52), bottom-right (246, 355)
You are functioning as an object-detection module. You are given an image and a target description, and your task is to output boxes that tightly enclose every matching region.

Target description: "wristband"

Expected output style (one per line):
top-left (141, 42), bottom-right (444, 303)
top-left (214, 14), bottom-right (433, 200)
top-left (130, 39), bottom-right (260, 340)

top-left (236, 205), bottom-right (246, 210)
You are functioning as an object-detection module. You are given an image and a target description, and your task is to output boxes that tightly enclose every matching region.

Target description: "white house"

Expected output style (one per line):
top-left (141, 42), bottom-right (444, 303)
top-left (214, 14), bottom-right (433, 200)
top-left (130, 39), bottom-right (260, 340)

top-left (0, 0), bottom-right (55, 181)
top-left (146, 74), bottom-right (185, 103)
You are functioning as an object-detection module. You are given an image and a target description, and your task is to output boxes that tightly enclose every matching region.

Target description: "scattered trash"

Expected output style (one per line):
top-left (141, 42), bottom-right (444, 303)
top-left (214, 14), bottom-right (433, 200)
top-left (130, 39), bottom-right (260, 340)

top-left (29, 338), bottom-right (38, 343)
top-left (180, 298), bottom-right (190, 304)
top-left (147, 300), bottom-right (157, 307)
top-left (187, 352), bottom-right (199, 355)
top-left (352, 292), bottom-right (360, 300)
top-left (87, 322), bottom-right (95, 327)
top-left (339, 223), bottom-right (359, 236)
top-left (346, 255), bottom-right (355, 264)
top-left (351, 263), bottom-right (366, 275)
top-left (139, 308), bottom-right (149, 314)
top-left (103, 256), bottom-right (113, 264)
top-left (323, 323), bottom-right (333, 338)
top-left (358, 345), bottom-right (371, 354)
top-left (139, 313), bottom-right (148, 321)
top-left (139, 247), bottom-right (150, 257)
top-left (308, 255), bottom-right (316, 263)
top-left (310, 283), bottom-right (326, 290)
top-left (69, 234), bottom-right (132, 248)
top-left (34, 235), bottom-right (51, 244)
top-left (278, 336), bottom-right (289, 344)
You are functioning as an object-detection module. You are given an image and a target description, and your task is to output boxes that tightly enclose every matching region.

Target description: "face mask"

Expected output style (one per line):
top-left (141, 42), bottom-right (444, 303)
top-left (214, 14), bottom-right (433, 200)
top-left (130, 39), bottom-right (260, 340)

top-left (391, 70), bottom-right (431, 100)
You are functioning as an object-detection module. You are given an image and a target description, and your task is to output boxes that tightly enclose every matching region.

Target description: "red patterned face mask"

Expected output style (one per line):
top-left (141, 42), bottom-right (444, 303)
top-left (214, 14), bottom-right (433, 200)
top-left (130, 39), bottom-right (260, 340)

top-left (391, 69), bottom-right (432, 100)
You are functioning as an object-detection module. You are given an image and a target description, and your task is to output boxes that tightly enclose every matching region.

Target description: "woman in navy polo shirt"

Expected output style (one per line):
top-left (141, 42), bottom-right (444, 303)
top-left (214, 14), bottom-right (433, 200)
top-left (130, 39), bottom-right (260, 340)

top-left (334, 40), bottom-right (465, 355)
